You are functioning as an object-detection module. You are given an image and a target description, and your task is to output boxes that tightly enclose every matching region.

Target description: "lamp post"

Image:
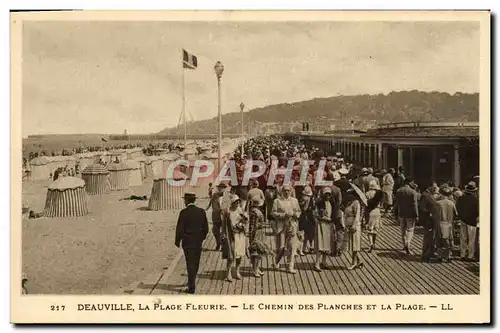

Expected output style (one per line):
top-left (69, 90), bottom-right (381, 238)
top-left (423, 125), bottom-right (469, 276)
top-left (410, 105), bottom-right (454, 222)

top-left (240, 102), bottom-right (245, 156)
top-left (214, 61), bottom-right (224, 174)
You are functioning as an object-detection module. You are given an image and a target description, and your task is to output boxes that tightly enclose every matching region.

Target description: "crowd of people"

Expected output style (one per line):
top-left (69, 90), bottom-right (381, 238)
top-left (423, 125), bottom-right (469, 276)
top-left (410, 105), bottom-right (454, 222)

top-left (175, 135), bottom-right (480, 294)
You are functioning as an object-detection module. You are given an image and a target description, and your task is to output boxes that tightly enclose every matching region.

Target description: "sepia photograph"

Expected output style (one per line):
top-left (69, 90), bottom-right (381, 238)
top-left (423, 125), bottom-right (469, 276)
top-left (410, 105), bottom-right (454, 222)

top-left (10, 10), bottom-right (490, 324)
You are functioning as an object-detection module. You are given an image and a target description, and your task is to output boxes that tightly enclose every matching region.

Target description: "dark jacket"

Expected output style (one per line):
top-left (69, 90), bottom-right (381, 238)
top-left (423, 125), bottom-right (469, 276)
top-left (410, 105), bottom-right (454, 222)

top-left (367, 189), bottom-right (384, 212)
top-left (395, 185), bottom-right (419, 219)
top-left (394, 173), bottom-right (406, 191)
top-left (418, 190), bottom-right (441, 227)
top-left (175, 204), bottom-right (209, 249)
top-left (329, 185), bottom-right (342, 224)
top-left (456, 193), bottom-right (479, 227)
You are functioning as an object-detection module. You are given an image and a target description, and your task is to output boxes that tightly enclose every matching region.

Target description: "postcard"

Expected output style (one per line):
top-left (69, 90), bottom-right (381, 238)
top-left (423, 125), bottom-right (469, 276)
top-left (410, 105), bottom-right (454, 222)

top-left (11, 10), bottom-right (490, 324)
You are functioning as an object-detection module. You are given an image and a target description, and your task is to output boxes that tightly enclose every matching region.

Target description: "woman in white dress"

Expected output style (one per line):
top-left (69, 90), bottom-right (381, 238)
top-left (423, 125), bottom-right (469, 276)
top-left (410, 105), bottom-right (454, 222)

top-left (344, 188), bottom-right (364, 270)
top-left (365, 180), bottom-right (383, 252)
top-left (222, 194), bottom-right (249, 282)
top-left (313, 187), bottom-right (335, 271)
top-left (271, 184), bottom-right (301, 274)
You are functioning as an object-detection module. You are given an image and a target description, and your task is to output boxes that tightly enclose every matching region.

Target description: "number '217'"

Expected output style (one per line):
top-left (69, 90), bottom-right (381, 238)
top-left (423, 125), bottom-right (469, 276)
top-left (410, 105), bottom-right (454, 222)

top-left (50, 305), bottom-right (65, 311)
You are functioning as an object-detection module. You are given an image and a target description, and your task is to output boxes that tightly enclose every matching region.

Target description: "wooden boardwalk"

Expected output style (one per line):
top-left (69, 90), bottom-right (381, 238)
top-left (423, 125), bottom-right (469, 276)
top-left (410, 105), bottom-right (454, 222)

top-left (132, 216), bottom-right (480, 295)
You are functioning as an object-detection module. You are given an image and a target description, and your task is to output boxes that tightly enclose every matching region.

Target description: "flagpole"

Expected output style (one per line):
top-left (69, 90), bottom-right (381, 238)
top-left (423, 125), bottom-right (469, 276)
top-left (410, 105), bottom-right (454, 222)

top-left (182, 62), bottom-right (187, 150)
top-left (240, 102), bottom-right (244, 156)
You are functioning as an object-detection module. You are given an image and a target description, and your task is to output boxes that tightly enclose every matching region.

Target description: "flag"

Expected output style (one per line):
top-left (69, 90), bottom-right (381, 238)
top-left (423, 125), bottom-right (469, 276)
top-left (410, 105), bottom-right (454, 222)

top-left (101, 138), bottom-right (108, 142)
top-left (183, 49), bottom-right (197, 69)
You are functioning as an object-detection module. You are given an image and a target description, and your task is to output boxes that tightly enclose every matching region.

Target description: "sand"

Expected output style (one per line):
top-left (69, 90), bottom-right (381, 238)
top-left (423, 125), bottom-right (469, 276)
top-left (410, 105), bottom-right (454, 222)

top-left (21, 178), bottom-right (210, 294)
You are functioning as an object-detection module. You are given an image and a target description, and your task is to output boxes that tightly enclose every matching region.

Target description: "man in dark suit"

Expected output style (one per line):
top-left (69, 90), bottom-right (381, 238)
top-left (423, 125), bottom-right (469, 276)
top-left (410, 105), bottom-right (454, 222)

top-left (175, 192), bottom-right (209, 294)
top-left (394, 177), bottom-right (419, 255)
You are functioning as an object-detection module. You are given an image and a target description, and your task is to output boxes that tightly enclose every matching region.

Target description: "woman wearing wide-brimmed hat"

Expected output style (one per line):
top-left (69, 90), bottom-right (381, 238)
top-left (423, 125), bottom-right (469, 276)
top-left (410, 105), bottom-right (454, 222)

top-left (298, 185), bottom-right (315, 255)
top-left (248, 197), bottom-right (274, 277)
top-left (313, 187), bottom-right (336, 271)
top-left (343, 186), bottom-right (364, 270)
top-left (365, 180), bottom-right (384, 252)
top-left (222, 194), bottom-right (249, 282)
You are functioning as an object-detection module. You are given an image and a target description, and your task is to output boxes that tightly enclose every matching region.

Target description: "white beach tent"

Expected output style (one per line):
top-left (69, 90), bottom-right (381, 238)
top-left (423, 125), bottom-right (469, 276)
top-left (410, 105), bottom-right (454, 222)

top-left (126, 159), bottom-right (142, 187)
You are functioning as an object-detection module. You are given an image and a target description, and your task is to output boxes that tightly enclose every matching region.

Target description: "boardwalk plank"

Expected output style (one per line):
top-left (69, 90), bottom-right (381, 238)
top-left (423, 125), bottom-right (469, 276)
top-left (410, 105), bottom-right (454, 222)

top-left (195, 232), bottom-right (218, 294)
top-left (374, 230), bottom-right (436, 294)
top-left (373, 225), bottom-right (436, 294)
top-left (380, 220), bottom-right (465, 293)
top-left (135, 215), bottom-right (480, 296)
top-left (309, 255), bottom-right (329, 295)
top-left (207, 242), bottom-right (225, 295)
top-left (382, 216), bottom-right (478, 294)
top-left (289, 254), bottom-right (301, 295)
top-left (355, 244), bottom-right (400, 294)
top-left (296, 253), bottom-right (314, 295)
top-left (323, 257), bottom-right (343, 295)
top-left (266, 230), bottom-right (279, 295)
top-left (260, 248), bottom-right (272, 295)
top-left (303, 253), bottom-right (323, 295)
top-left (329, 254), bottom-right (350, 294)
top-left (383, 225), bottom-right (473, 294)
top-left (364, 222), bottom-right (420, 294)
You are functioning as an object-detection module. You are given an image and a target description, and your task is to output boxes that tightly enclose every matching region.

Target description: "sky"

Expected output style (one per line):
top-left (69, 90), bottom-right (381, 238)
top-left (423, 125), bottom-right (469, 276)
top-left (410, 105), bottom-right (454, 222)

top-left (21, 20), bottom-right (480, 135)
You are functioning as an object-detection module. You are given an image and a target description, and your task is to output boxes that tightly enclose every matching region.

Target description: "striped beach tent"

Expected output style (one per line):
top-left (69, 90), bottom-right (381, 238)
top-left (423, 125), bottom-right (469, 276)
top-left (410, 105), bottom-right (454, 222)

top-left (147, 171), bottom-right (187, 211)
top-left (144, 157), bottom-right (155, 179)
top-left (184, 149), bottom-right (197, 161)
top-left (179, 153), bottom-right (198, 181)
top-left (161, 153), bottom-right (180, 176)
top-left (81, 164), bottom-right (110, 195)
top-left (149, 155), bottom-right (164, 177)
top-left (126, 160), bottom-right (142, 187)
top-left (108, 163), bottom-right (130, 191)
top-left (43, 176), bottom-right (89, 218)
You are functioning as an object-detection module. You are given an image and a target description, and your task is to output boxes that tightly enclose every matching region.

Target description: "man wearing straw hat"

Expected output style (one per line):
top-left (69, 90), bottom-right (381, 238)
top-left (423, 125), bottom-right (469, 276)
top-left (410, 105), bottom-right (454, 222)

top-left (436, 186), bottom-right (457, 262)
top-left (456, 181), bottom-right (479, 262)
top-left (175, 192), bottom-right (209, 294)
top-left (381, 168), bottom-right (395, 216)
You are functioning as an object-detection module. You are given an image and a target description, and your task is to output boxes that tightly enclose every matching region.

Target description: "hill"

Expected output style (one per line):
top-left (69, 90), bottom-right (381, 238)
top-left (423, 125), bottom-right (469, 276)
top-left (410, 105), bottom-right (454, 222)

top-left (158, 90), bottom-right (479, 134)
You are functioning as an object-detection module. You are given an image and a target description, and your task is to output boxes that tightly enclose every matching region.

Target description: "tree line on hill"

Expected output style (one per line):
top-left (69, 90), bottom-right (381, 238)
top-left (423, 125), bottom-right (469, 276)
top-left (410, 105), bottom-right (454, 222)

top-left (158, 90), bottom-right (478, 135)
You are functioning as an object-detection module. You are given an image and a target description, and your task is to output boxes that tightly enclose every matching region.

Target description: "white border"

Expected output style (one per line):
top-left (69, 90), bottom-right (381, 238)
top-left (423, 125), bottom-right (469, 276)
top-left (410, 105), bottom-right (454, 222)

top-left (3, 1), bottom-right (498, 331)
